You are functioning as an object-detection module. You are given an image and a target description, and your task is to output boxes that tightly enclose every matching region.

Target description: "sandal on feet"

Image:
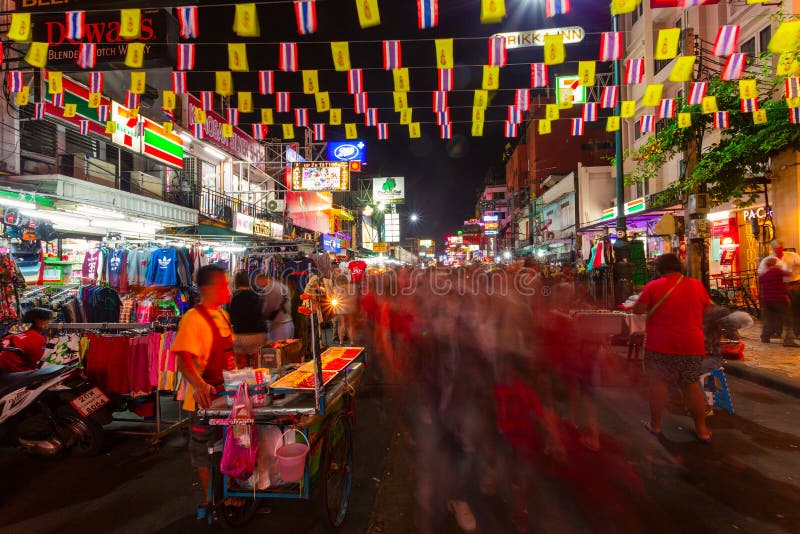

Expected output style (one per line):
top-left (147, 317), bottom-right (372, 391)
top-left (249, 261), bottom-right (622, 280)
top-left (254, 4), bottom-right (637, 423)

top-left (642, 421), bottom-right (662, 437)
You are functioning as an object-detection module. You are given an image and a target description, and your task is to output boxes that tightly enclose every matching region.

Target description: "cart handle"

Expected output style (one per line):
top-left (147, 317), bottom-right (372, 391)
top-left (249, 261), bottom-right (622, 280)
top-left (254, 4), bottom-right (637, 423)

top-left (274, 427), bottom-right (310, 456)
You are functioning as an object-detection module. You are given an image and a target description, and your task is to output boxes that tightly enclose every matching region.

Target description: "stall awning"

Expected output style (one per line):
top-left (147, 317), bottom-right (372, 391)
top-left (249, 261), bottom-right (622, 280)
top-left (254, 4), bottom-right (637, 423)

top-left (325, 207), bottom-right (355, 221)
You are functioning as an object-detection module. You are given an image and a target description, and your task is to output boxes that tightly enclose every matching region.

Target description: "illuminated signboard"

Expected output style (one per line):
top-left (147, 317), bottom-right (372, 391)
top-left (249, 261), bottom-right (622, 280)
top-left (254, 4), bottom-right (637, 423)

top-left (373, 177), bottom-right (405, 204)
top-left (555, 76), bottom-right (586, 105)
top-left (327, 140), bottom-right (366, 163)
top-left (493, 26), bottom-right (585, 49)
top-left (320, 234), bottom-right (342, 253)
top-left (290, 162), bottom-right (351, 191)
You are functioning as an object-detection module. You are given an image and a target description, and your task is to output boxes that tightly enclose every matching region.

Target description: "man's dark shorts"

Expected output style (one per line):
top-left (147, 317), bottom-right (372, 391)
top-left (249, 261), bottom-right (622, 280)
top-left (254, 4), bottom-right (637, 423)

top-left (189, 412), bottom-right (222, 468)
top-left (645, 351), bottom-right (704, 386)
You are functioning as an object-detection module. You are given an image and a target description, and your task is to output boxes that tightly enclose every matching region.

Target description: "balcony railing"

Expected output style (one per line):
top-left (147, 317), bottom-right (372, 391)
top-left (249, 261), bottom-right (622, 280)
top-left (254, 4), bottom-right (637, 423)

top-left (165, 186), bottom-right (290, 228)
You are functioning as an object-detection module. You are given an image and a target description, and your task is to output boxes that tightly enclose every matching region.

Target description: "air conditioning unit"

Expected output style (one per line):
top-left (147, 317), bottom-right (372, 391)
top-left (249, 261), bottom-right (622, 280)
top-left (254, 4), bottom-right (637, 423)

top-left (267, 199), bottom-right (286, 212)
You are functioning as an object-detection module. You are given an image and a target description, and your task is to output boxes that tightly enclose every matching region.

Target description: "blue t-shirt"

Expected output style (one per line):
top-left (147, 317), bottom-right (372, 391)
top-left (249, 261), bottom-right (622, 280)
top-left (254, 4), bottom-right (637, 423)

top-left (146, 248), bottom-right (178, 286)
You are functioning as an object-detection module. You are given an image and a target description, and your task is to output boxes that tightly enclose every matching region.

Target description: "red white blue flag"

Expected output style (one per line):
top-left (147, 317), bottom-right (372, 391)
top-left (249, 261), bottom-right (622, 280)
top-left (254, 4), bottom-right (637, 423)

top-left (89, 72), bottom-right (103, 93)
top-left (438, 68), bottom-right (454, 91)
top-left (227, 108), bottom-right (240, 126)
top-left (571, 118), bottom-right (584, 136)
top-left (34, 102), bottom-right (45, 119)
top-left (294, 1), bottom-right (317, 35)
top-left (163, 108), bottom-right (174, 122)
top-left (722, 53), bottom-right (746, 81)
top-left (505, 121), bottom-right (518, 138)
top-left (377, 123), bottom-right (389, 140)
top-left (515, 89), bottom-right (530, 111)
top-left (417, 0), bottom-right (438, 29)
top-left (177, 44), bottom-right (195, 70)
top-left (583, 102), bottom-right (598, 122)
top-left (599, 32), bottom-right (623, 62)
top-left (193, 123), bottom-right (204, 138)
top-left (52, 92), bottom-right (64, 107)
top-left (97, 104), bottom-right (109, 122)
top-left (545, 0), bottom-right (570, 17)
top-left (172, 72), bottom-right (187, 94)
top-left (77, 43), bottom-right (96, 69)
top-left (277, 92), bottom-right (291, 112)
top-left (713, 25), bottom-right (740, 57)
top-left (365, 108), bottom-right (378, 126)
top-left (436, 111), bottom-right (450, 126)
top-left (713, 111), bottom-right (730, 128)
top-left (354, 92), bottom-right (368, 114)
top-left (259, 71), bottom-right (274, 95)
top-left (313, 123), bottom-right (326, 140)
top-left (689, 82), bottom-right (708, 105)
top-left (625, 58), bottom-right (644, 84)
top-left (348, 69), bottom-right (364, 94)
top-left (531, 63), bottom-right (548, 88)
top-left (507, 106), bottom-right (523, 124)
top-left (785, 77), bottom-right (800, 99)
top-left (201, 91), bottom-right (214, 111)
top-left (640, 115), bottom-right (654, 134)
top-left (295, 108), bottom-right (308, 127)
top-left (66, 11), bottom-right (85, 40)
top-left (126, 91), bottom-right (140, 109)
top-left (79, 120), bottom-right (90, 136)
top-left (440, 124), bottom-right (452, 139)
top-left (252, 124), bottom-right (268, 140)
top-left (488, 37), bottom-right (507, 67)
top-left (176, 6), bottom-right (199, 39)
top-left (790, 107), bottom-right (800, 125)
top-left (601, 86), bottom-right (618, 108)
top-left (658, 99), bottom-right (676, 118)
top-left (383, 41), bottom-right (402, 70)
top-left (740, 98), bottom-right (758, 113)
top-left (279, 43), bottom-right (298, 72)
top-left (433, 91), bottom-right (448, 112)
top-left (10, 71), bottom-right (26, 92)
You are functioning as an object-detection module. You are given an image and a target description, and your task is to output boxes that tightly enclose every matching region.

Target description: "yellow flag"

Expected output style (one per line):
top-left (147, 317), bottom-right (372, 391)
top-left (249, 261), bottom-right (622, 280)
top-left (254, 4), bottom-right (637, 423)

top-left (410, 122), bottom-right (422, 138)
top-left (753, 109), bottom-right (767, 124)
top-left (8, 13), bottom-right (32, 42)
top-left (473, 107), bottom-right (485, 122)
top-left (163, 122), bottom-right (174, 134)
top-left (654, 28), bottom-right (681, 60)
top-left (130, 72), bottom-right (146, 94)
top-left (544, 34), bottom-right (565, 65)
top-left (330, 108), bottom-right (342, 125)
top-left (88, 92), bottom-right (102, 109)
top-left (25, 42), bottom-right (48, 68)
top-left (393, 92), bottom-right (408, 111)
top-left (63, 103), bottom-right (77, 118)
top-left (283, 124), bottom-right (295, 139)
top-left (558, 89), bottom-right (574, 109)
top-left (669, 56), bottom-right (696, 83)
top-left (222, 124), bottom-right (233, 138)
top-left (48, 72), bottom-right (63, 95)
top-left (125, 43), bottom-right (145, 68)
top-left (578, 61), bottom-right (596, 87)
top-left (356, 0), bottom-right (381, 28)
top-left (15, 87), bottom-right (30, 106)
top-left (606, 116), bottom-right (621, 132)
top-left (346, 123), bottom-right (358, 139)
top-left (393, 68), bottom-right (410, 92)
top-left (678, 112), bottom-right (692, 129)
top-left (739, 79), bottom-right (757, 101)
top-left (769, 21), bottom-right (800, 54)
top-left (195, 108), bottom-right (207, 124)
top-left (642, 84), bottom-right (664, 107)
top-left (233, 3), bottom-right (260, 37)
top-left (610, 0), bottom-right (641, 15)
top-left (331, 42), bottom-right (351, 71)
top-left (315, 92), bottom-right (330, 112)
top-left (400, 108), bottom-right (413, 125)
top-left (474, 90), bottom-right (488, 109)
top-left (482, 66), bottom-right (500, 90)
top-left (621, 100), bottom-right (636, 119)
top-left (480, 0), bottom-right (506, 23)
top-left (702, 96), bottom-right (718, 113)
top-left (788, 97), bottom-right (800, 108)
top-left (120, 9), bottom-right (141, 39)
top-left (261, 108), bottom-right (274, 124)
top-left (105, 121), bottom-right (117, 134)
top-left (538, 119), bottom-right (551, 135)
top-left (216, 71), bottom-right (233, 96)
top-left (302, 70), bottom-right (319, 94)
top-left (162, 91), bottom-right (176, 111)
top-left (228, 43), bottom-right (249, 72)
top-left (435, 39), bottom-right (454, 69)
top-left (545, 104), bottom-right (559, 121)
top-left (237, 92), bottom-right (252, 113)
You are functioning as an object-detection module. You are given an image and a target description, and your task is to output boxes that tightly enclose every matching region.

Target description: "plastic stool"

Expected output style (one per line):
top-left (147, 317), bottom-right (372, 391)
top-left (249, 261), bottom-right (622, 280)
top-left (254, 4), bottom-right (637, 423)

top-left (699, 367), bottom-right (734, 415)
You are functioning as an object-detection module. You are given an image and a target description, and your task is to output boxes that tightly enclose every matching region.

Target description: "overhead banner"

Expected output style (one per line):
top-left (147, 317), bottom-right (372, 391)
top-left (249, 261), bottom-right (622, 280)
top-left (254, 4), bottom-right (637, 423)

top-left (290, 162), bottom-right (351, 191)
top-left (372, 177), bottom-right (406, 204)
top-left (492, 26), bottom-right (584, 49)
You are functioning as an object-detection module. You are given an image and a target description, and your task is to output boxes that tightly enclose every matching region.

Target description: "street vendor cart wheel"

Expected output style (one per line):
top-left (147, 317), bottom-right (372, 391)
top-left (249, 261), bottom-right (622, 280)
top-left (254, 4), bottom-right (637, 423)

top-left (320, 411), bottom-right (353, 532)
top-left (219, 492), bottom-right (260, 528)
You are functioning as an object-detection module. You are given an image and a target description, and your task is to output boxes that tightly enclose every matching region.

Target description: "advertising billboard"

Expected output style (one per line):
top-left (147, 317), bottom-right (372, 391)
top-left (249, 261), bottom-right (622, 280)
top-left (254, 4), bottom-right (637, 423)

top-left (384, 213), bottom-right (401, 243)
top-left (320, 234), bottom-right (342, 253)
top-left (372, 177), bottom-right (405, 204)
top-left (291, 162), bottom-right (351, 191)
top-left (327, 140), bottom-right (366, 163)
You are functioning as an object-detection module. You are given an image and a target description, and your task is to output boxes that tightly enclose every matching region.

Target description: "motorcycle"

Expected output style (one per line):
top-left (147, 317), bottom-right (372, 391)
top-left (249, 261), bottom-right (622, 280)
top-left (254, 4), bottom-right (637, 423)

top-left (0, 352), bottom-right (112, 457)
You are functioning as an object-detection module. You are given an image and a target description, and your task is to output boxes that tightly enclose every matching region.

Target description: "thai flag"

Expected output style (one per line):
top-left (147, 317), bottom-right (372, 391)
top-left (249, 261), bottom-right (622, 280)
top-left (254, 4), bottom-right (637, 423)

top-left (545, 0), bottom-right (570, 17)
top-left (294, 108), bottom-right (308, 127)
top-left (531, 63), bottom-right (548, 88)
top-left (436, 111), bottom-right (450, 125)
top-left (193, 123), bottom-right (204, 139)
top-left (689, 82), bottom-right (708, 105)
top-left (377, 123), bottom-right (389, 140)
top-left (515, 89), bottom-right (530, 111)
top-left (227, 108), bottom-right (239, 126)
top-left (33, 102), bottom-right (45, 119)
top-left (89, 71), bottom-right (103, 93)
top-left (163, 108), bottom-right (174, 122)
top-left (791, 107), bottom-right (800, 125)
top-left (713, 111), bottom-right (730, 128)
top-left (259, 70), bottom-right (274, 95)
top-left (658, 99), bottom-right (676, 118)
top-left (277, 92), bottom-right (291, 112)
top-left (97, 104), bottom-right (109, 122)
top-left (433, 91), bottom-right (448, 112)
top-left (722, 53), bottom-right (746, 81)
top-left (79, 120), bottom-right (90, 136)
top-left (508, 106), bottom-right (523, 124)
top-left (488, 37), bottom-right (507, 67)
top-left (176, 6), bottom-right (199, 39)
top-left (201, 91), bottom-right (214, 111)
top-left (52, 92), bottom-right (64, 107)
top-left (640, 115), bottom-right (654, 134)
top-left (786, 77), bottom-right (800, 99)
top-left (177, 44), bottom-right (195, 70)
top-left (313, 123), bottom-right (325, 140)
top-left (172, 72), bottom-right (187, 94)
top-left (354, 92), bottom-right (368, 114)
top-left (505, 121), bottom-right (518, 138)
top-left (365, 108), bottom-right (378, 126)
top-left (440, 124), bottom-right (452, 139)
top-left (740, 98), bottom-right (759, 113)
top-left (601, 86), bottom-right (618, 108)
top-left (383, 41), bottom-right (402, 70)
top-left (571, 118), bottom-right (584, 136)
top-left (76, 43), bottom-right (96, 69)
top-left (344, 69), bottom-right (362, 94)
top-left (126, 91), bottom-right (140, 109)
top-left (625, 58), bottom-right (644, 84)
top-left (65, 11), bottom-right (85, 40)
top-left (713, 25), bottom-right (740, 57)
top-left (294, 1), bottom-right (317, 35)
top-left (252, 124), bottom-right (268, 140)
top-left (438, 68), bottom-right (454, 91)
top-left (7, 71), bottom-right (23, 93)
top-left (279, 43), bottom-right (298, 72)
top-left (583, 102), bottom-right (598, 122)
top-left (599, 32), bottom-right (623, 62)
top-left (417, 0), bottom-right (438, 29)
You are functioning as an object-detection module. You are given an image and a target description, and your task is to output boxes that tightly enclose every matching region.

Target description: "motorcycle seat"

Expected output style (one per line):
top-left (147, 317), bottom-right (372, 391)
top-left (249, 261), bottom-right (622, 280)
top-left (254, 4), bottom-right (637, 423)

top-left (0, 365), bottom-right (71, 398)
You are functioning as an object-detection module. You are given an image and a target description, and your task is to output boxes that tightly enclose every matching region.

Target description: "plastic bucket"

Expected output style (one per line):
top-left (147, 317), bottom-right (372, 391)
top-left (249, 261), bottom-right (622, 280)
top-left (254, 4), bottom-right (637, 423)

top-left (275, 429), bottom-right (310, 482)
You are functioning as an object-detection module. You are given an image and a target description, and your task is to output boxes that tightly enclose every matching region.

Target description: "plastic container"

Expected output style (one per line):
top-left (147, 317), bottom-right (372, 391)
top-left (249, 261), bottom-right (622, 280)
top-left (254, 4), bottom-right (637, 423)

top-left (274, 429), bottom-right (310, 482)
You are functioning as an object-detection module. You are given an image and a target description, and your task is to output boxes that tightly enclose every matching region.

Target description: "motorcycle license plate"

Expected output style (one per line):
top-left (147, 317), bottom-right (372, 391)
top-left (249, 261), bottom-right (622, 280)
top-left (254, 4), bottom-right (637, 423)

top-left (70, 388), bottom-right (110, 417)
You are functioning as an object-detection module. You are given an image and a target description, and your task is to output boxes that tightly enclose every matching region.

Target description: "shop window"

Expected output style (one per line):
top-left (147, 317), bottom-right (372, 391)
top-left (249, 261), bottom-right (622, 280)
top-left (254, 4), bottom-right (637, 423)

top-left (633, 119), bottom-right (642, 140)
top-left (740, 36), bottom-right (756, 58)
top-left (758, 26), bottom-right (771, 55)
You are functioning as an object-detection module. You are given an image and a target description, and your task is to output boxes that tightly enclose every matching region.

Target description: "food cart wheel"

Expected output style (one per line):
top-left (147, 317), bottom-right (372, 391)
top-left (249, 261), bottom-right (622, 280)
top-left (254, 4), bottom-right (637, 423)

top-left (320, 412), bottom-right (353, 532)
top-left (220, 498), bottom-right (260, 528)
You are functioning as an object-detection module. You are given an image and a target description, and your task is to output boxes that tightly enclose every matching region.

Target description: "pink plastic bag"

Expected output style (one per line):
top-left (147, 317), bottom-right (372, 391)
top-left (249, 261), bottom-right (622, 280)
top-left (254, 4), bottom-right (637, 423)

top-left (220, 383), bottom-right (259, 480)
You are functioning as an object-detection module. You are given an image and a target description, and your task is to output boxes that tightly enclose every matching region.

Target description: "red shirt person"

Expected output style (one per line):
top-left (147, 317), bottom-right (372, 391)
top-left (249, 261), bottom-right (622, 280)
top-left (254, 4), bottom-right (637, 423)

top-left (0, 308), bottom-right (53, 374)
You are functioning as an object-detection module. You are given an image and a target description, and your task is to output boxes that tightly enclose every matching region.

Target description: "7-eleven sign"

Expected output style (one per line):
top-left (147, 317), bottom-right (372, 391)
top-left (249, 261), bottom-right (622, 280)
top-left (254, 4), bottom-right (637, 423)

top-left (111, 102), bottom-right (143, 153)
top-left (555, 75), bottom-right (586, 105)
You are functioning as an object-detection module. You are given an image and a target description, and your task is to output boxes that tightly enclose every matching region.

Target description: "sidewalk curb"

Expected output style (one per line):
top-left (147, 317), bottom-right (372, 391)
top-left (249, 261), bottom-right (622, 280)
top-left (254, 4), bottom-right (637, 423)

top-left (724, 361), bottom-right (800, 399)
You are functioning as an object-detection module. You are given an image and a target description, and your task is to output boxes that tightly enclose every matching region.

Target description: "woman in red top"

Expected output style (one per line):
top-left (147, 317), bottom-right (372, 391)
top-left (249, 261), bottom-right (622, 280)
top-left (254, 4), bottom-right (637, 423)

top-left (0, 308), bottom-right (53, 374)
top-left (633, 253), bottom-right (713, 443)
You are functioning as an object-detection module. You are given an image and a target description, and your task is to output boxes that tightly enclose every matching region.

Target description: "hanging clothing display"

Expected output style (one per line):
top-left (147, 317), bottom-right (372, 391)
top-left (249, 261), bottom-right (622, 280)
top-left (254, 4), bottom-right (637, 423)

top-left (106, 248), bottom-right (128, 293)
top-left (0, 252), bottom-right (26, 322)
top-left (79, 286), bottom-right (122, 323)
top-left (82, 248), bottom-right (105, 284)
